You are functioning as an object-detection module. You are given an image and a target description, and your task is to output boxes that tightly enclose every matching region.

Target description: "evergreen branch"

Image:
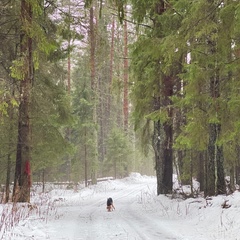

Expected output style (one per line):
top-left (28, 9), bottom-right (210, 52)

top-left (163, 0), bottom-right (183, 18)
top-left (0, 62), bottom-right (10, 74)
top-left (2, 0), bottom-right (12, 7)
top-left (1, 19), bottom-right (19, 41)
top-left (184, 1), bottom-right (223, 33)
top-left (0, 149), bottom-right (16, 160)
top-left (110, 12), bottom-right (152, 29)
top-left (190, 49), bottom-right (208, 56)
top-left (0, 18), bottom-right (18, 27)
top-left (225, 57), bottom-right (240, 65)
top-left (106, 5), bottom-right (152, 28)
top-left (45, 0), bottom-right (85, 16)
top-left (198, 106), bottom-right (208, 114)
top-left (45, 0), bottom-right (85, 12)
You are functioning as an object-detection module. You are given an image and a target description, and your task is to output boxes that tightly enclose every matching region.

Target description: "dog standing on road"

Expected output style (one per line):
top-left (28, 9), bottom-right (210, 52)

top-left (106, 197), bottom-right (115, 212)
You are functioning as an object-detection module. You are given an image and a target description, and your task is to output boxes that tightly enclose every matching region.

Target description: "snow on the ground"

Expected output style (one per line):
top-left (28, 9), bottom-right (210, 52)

top-left (1, 173), bottom-right (240, 240)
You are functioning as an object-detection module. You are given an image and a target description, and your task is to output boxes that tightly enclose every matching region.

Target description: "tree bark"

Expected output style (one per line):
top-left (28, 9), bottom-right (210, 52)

top-left (89, 6), bottom-right (97, 185)
top-left (42, 170), bottom-right (45, 193)
top-left (153, 96), bottom-right (173, 195)
top-left (153, 119), bottom-right (162, 195)
top-left (123, 11), bottom-right (129, 132)
top-left (162, 75), bottom-right (173, 193)
top-left (66, 2), bottom-right (72, 182)
top-left (13, 0), bottom-right (33, 202)
top-left (236, 146), bottom-right (240, 185)
top-left (207, 89), bottom-right (225, 195)
top-left (205, 0), bottom-right (225, 197)
top-left (216, 125), bottom-right (225, 194)
top-left (5, 93), bottom-right (15, 203)
top-left (84, 127), bottom-right (88, 187)
top-left (107, 17), bottom-right (115, 125)
top-left (152, 0), bottom-right (173, 195)
top-left (207, 124), bottom-right (218, 196)
top-left (162, 120), bottom-right (173, 193)
top-left (197, 151), bottom-right (205, 192)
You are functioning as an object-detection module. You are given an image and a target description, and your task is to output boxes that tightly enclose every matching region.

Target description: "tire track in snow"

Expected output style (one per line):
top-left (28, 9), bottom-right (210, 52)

top-left (45, 178), bottom-right (180, 239)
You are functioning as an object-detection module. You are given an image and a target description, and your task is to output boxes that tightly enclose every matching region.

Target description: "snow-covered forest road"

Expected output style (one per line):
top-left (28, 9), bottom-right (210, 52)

top-left (45, 175), bottom-right (181, 240)
top-left (6, 173), bottom-right (239, 240)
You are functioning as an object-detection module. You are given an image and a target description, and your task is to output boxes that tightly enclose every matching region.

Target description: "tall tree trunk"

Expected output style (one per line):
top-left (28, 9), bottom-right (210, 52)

top-left (207, 124), bottom-right (217, 196)
top-left (205, 0), bottom-right (225, 198)
top-left (84, 127), bottom-right (88, 187)
top-left (67, 2), bottom-right (71, 182)
top-left (5, 106), bottom-right (14, 203)
top-left (42, 170), bottom-right (45, 193)
top-left (116, 25), bottom-right (123, 128)
top-left (162, 119), bottom-right (173, 193)
top-left (216, 125), bottom-right (225, 194)
top-left (152, 0), bottom-right (173, 195)
top-left (89, 6), bottom-right (97, 184)
top-left (67, 42), bottom-right (71, 93)
top-left (229, 167), bottom-right (234, 194)
top-left (5, 153), bottom-right (11, 203)
top-left (174, 72), bottom-right (185, 188)
top-left (152, 119), bottom-right (162, 195)
top-left (13, 0), bottom-right (33, 202)
top-left (97, 74), bottom-right (104, 166)
top-left (67, 45), bottom-right (71, 94)
top-left (123, 12), bottom-right (129, 132)
top-left (236, 146), bottom-right (240, 185)
top-left (107, 17), bottom-right (115, 123)
top-left (153, 97), bottom-right (173, 195)
top-left (5, 86), bottom-right (15, 203)
top-left (207, 74), bottom-right (225, 196)
top-left (162, 75), bottom-right (173, 193)
top-left (190, 151), bottom-right (194, 196)
top-left (114, 159), bottom-right (117, 179)
top-left (197, 151), bottom-right (205, 192)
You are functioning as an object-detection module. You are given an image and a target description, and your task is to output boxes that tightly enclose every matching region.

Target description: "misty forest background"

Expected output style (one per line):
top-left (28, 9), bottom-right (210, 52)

top-left (1, 0), bottom-right (240, 203)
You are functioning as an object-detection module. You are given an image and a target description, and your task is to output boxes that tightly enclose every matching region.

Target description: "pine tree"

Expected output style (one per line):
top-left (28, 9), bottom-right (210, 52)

top-left (12, 0), bottom-right (34, 202)
top-left (11, 0), bottom-right (73, 200)
top-left (174, 0), bottom-right (240, 195)
top-left (130, 0), bottom-right (184, 194)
